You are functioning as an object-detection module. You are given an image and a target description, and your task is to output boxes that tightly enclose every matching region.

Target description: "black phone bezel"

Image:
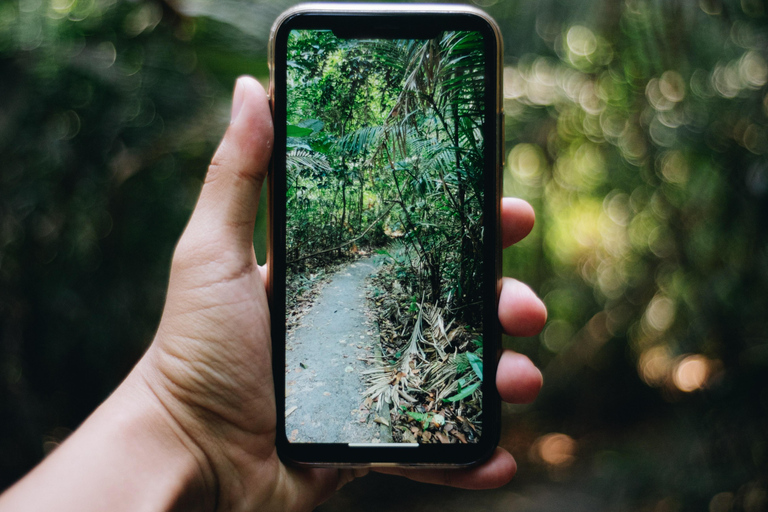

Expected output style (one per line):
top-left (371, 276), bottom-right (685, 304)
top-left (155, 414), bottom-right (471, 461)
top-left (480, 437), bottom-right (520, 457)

top-left (269, 8), bottom-right (502, 467)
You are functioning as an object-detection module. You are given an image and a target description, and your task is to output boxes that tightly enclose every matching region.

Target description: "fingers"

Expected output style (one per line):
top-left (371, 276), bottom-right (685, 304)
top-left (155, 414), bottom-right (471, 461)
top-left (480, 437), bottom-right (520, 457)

top-left (496, 350), bottom-right (542, 404)
top-left (499, 197), bottom-right (544, 398)
top-left (501, 197), bottom-right (535, 249)
top-left (374, 447), bottom-right (516, 490)
top-left (188, 76), bottom-right (273, 251)
top-left (498, 277), bottom-right (547, 337)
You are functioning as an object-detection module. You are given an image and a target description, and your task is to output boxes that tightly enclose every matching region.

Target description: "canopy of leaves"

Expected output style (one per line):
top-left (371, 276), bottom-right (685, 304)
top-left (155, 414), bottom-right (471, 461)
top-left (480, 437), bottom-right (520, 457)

top-left (285, 29), bottom-right (486, 322)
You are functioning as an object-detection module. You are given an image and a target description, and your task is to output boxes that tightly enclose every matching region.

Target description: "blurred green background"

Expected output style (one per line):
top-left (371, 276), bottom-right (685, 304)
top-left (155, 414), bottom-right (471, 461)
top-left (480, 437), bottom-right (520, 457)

top-left (1, 0), bottom-right (767, 510)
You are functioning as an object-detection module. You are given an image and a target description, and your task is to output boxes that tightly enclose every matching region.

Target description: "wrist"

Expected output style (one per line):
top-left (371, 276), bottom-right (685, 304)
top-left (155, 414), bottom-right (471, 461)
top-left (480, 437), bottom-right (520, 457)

top-left (0, 359), bottom-right (216, 512)
top-left (118, 359), bottom-right (219, 512)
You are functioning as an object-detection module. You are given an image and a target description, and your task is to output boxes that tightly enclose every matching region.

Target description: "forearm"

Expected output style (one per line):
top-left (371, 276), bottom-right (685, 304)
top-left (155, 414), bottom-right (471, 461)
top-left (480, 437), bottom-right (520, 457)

top-left (0, 368), bottom-right (215, 512)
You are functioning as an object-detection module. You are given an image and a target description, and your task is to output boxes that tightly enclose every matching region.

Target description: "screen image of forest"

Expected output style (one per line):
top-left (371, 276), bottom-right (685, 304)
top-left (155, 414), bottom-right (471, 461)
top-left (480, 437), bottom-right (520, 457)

top-left (282, 30), bottom-right (488, 445)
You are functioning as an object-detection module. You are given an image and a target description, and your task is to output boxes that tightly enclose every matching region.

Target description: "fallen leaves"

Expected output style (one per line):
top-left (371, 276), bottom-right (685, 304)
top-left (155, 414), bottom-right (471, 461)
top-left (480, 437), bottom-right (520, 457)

top-left (365, 258), bottom-right (484, 444)
top-left (451, 430), bottom-right (468, 444)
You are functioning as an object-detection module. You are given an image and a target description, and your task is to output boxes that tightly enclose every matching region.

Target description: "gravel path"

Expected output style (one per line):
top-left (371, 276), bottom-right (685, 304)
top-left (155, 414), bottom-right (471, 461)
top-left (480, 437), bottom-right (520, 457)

top-left (285, 254), bottom-right (390, 444)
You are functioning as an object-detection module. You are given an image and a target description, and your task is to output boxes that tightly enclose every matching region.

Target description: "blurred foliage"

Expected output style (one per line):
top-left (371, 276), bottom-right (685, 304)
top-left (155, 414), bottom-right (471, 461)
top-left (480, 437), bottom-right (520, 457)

top-left (499, 0), bottom-right (768, 509)
top-left (1, 0), bottom-right (767, 510)
top-left (0, 0), bottom-right (273, 487)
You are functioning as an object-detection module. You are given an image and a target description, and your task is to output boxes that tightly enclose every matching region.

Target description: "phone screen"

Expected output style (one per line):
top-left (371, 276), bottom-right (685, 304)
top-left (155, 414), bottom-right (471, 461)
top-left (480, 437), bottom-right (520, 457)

top-left (271, 9), bottom-right (500, 464)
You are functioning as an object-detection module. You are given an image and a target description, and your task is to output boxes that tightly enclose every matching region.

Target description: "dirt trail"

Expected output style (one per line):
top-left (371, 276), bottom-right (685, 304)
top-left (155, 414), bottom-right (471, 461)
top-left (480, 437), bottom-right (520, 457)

top-left (285, 254), bottom-right (390, 444)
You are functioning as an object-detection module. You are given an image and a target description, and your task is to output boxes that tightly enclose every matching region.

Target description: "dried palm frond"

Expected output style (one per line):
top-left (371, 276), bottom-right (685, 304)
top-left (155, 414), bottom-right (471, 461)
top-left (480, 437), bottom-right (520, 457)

top-left (363, 365), bottom-right (421, 412)
top-left (364, 300), bottom-right (430, 411)
top-left (422, 351), bottom-right (481, 402)
top-left (400, 301), bottom-right (426, 369)
top-left (362, 364), bottom-right (396, 411)
top-left (422, 304), bottom-right (452, 359)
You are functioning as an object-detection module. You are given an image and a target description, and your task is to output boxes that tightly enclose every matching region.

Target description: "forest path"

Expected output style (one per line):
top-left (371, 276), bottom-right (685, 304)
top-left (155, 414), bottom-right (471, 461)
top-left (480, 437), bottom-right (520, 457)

top-left (285, 254), bottom-right (390, 444)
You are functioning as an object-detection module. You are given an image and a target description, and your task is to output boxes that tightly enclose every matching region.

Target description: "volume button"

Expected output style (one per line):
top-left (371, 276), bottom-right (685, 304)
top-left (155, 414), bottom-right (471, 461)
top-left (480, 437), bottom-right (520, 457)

top-left (499, 110), bottom-right (506, 167)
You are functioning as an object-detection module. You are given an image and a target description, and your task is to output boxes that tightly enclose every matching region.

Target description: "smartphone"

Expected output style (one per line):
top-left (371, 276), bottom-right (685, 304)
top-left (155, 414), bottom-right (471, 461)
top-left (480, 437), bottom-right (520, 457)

top-left (268, 3), bottom-right (503, 466)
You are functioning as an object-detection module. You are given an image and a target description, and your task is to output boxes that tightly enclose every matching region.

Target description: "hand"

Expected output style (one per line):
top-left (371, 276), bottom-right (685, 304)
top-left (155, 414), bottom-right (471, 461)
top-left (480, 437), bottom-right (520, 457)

top-left (136, 76), bottom-right (546, 510)
top-left (0, 75), bottom-right (546, 512)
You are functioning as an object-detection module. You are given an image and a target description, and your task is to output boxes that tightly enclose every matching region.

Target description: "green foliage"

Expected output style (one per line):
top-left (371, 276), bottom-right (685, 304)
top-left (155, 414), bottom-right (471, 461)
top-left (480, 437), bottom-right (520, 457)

top-left (500, 0), bottom-right (768, 507)
top-left (0, 0), bottom-right (268, 488)
top-left (285, 30), bottom-right (487, 327)
top-left (443, 380), bottom-right (481, 402)
top-left (466, 350), bottom-right (483, 382)
top-left (404, 408), bottom-right (446, 430)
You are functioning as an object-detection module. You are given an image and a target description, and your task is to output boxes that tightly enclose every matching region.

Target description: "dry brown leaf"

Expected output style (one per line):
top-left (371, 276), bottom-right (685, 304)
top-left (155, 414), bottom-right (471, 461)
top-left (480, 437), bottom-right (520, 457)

top-left (435, 432), bottom-right (451, 444)
top-left (450, 430), bottom-right (467, 443)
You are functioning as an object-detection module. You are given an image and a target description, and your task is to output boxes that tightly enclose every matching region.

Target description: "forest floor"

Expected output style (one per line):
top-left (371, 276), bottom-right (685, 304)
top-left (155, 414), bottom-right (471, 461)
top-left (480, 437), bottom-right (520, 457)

top-left (284, 253), bottom-right (392, 444)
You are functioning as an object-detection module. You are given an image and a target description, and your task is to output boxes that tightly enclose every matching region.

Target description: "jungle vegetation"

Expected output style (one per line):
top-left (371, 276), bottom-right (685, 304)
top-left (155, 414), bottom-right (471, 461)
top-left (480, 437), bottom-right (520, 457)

top-left (284, 30), bottom-right (489, 441)
top-left (285, 30), bottom-right (487, 323)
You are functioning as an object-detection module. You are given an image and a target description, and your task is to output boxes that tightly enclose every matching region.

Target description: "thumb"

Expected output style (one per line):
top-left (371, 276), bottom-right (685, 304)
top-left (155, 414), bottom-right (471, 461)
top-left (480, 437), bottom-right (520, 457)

top-left (188, 76), bottom-right (273, 251)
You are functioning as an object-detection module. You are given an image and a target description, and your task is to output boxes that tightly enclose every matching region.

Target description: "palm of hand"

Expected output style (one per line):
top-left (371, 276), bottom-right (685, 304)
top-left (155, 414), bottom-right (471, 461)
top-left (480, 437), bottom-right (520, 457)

top-left (143, 225), bottom-right (339, 510)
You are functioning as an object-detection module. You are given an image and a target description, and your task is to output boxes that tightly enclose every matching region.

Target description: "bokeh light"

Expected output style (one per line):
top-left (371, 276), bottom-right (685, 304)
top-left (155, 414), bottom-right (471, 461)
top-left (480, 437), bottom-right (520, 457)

top-left (530, 433), bottom-right (577, 467)
top-left (672, 354), bottom-right (711, 392)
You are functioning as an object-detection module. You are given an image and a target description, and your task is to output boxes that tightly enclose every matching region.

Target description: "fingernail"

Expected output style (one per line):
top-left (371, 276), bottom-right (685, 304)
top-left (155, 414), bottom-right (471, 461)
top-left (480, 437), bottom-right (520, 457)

top-left (230, 77), bottom-right (245, 124)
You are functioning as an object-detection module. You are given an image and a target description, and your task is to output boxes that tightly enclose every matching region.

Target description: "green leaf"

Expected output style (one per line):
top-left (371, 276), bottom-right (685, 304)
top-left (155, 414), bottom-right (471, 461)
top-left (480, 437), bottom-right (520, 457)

top-left (298, 119), bottom-right (324, 132)
top-left (286, 125), bottom-right (314, 137)
top-left (406, 411), bottom-right (430, 429)
top-left (467, 351), bottom-right (483, 382)
top-left (443, 381), bottom-right (481, 402)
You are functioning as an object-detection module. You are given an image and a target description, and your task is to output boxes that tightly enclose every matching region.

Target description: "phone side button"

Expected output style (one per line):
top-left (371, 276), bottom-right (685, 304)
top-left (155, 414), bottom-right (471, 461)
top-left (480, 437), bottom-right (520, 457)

top-left (499, 110), bottom-right (506, 167)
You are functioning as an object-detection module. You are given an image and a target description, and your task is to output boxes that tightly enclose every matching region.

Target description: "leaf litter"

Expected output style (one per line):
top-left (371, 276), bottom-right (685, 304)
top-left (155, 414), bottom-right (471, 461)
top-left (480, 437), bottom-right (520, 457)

top-left (362, 255), bottom-right (483, 444)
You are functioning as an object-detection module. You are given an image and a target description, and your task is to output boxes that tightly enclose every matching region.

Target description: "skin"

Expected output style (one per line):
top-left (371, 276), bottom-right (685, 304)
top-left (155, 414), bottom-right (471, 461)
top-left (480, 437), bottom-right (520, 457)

top-left (0, 76), bottom-right (547, 512)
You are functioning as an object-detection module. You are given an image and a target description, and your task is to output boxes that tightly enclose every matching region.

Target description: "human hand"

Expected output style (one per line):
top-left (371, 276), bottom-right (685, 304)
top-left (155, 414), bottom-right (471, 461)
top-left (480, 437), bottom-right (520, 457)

top-left (132, 76), bottom-right (547, 511)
